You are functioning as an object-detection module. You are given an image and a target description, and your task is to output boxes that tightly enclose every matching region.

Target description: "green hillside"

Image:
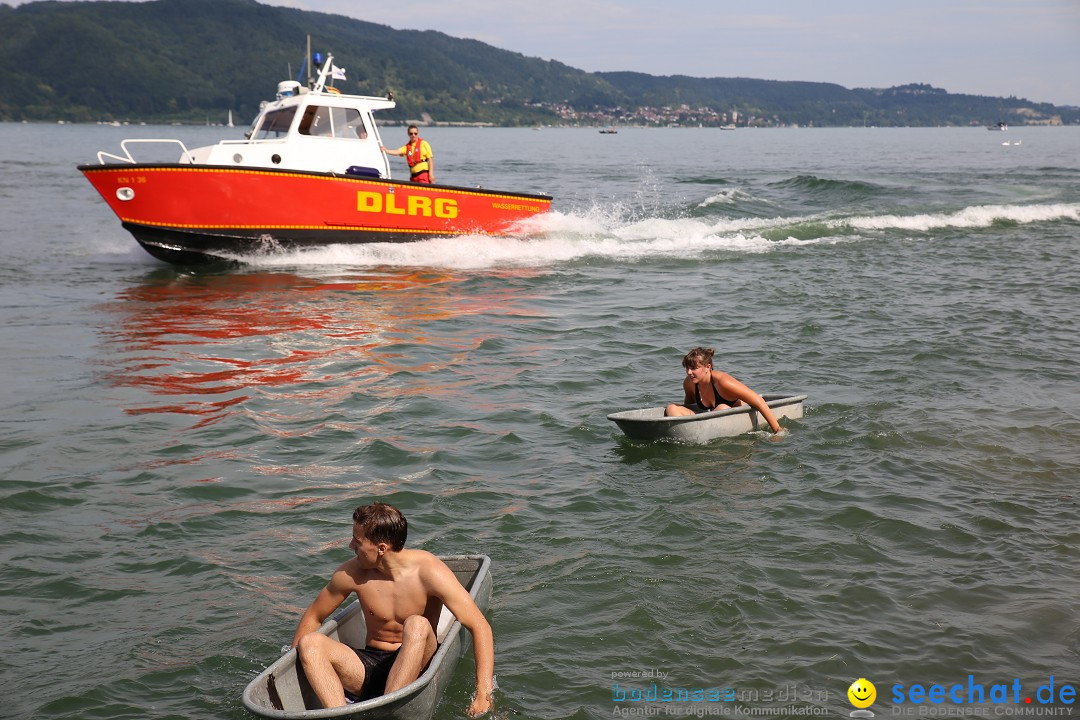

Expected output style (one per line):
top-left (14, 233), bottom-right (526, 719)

top-left (0, 0), bottom-right (1075, 127)
top-left (0, 0), bottom-right (622, 125)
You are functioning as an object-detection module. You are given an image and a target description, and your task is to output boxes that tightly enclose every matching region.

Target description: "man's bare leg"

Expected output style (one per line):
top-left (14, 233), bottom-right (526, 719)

top-left (296, 633), bottom-right (367, 708)
top-left (385, 615), bottom-right (437, 694)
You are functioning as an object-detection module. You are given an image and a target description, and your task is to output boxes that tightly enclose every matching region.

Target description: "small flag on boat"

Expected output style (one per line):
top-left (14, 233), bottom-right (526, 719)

top-left (330, 64), bottom-right (347, 80)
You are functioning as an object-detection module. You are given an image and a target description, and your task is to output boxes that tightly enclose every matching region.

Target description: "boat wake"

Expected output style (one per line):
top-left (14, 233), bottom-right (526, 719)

top-left (219, 201), bottom-right (1079, 271)
top-left (839, 202), bottom-right (1080, 231)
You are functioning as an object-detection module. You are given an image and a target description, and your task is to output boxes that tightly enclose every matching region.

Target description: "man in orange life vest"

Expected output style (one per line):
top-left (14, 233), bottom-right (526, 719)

top-left (380, 125), bottom-right (435, 183)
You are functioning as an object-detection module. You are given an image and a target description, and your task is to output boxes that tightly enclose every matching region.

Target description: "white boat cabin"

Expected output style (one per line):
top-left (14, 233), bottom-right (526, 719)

top-left (184, 53), bottom-right (397, 178)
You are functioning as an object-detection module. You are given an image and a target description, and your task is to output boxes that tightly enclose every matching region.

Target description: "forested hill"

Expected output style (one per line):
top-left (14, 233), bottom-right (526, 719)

top-left (1, 0), bottom-right (1076, 128)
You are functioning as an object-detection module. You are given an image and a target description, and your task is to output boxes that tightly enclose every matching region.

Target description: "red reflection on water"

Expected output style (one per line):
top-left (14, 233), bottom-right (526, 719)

top-left (99, 268), bottom-right (541, 429)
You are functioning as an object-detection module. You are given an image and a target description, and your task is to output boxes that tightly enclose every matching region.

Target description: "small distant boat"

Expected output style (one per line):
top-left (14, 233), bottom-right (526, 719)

top-left (243, 555), bottom-right (492, 720)
top-left (599, 127), bottom-right (618, 134)
top-left (607, 393), bottom-right (807, 443)
top-left (987, 121), bottom-right (1007, 131)
top-left (719, 124), bottom-right (736, 130)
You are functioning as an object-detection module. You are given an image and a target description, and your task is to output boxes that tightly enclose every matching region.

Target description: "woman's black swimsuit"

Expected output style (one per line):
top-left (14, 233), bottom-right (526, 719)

top-left (694, 379), bottom-right (739, 413)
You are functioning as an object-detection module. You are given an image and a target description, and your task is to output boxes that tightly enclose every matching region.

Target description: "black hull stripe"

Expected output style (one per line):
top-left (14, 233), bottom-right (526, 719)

top-left (125, 222), bottom-right (490, 264)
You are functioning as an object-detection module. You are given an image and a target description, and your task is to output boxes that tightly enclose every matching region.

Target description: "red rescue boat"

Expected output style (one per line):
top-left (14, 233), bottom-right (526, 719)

top-left (79, 52), bottom-right (551, 264)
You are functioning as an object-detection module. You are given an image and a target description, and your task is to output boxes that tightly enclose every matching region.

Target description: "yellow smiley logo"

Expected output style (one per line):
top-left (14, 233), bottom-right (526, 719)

top-left (848, 678), bottom-right (876, 709)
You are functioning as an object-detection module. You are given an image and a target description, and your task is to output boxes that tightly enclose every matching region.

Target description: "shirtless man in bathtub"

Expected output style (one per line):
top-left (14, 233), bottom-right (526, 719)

top-left (291, 503), bottom-right (494, 716)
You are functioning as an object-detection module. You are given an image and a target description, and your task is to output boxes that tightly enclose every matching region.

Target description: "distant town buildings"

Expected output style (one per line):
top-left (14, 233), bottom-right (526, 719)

top-left (512, 100), bottom-right (1065, 129)
top-left (526, 101), bottom-right (770, 127)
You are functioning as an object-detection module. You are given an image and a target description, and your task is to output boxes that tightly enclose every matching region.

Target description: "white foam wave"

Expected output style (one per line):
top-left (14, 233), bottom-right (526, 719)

top-left (232, 210), bottom-right (788, 270)
top-left (838, 203), bottom-right (1080, 232)
top-left (237, 230), bottom-right (780, 269)
top-left (227, 202), bottom-right (1078, 270)
top-left (698, 188), bottom-right (764, 207)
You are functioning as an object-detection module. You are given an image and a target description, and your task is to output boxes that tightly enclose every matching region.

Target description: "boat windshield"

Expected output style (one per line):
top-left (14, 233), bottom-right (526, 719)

top-left (298, 106), bottom-right (369, 139)
top-left (253, 107), bottom-right (298, 139)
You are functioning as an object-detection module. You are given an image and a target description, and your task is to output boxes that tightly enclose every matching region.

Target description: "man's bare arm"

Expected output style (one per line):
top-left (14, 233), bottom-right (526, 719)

top-left (425, 559), bottom-right (494, 715)
top-left (291, 565), bottom-right (354, 647)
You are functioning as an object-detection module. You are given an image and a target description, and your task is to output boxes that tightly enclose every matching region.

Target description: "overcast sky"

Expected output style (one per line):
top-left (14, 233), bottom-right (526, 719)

top-left (11, 0), bottom-right (1080, 105)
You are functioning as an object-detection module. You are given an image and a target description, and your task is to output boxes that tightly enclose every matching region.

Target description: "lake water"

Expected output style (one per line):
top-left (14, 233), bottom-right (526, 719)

top-left (1, 122), bottom-right (1079, 720)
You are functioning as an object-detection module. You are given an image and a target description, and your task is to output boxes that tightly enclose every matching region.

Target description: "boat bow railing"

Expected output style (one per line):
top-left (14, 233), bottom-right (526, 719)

top-left (97, 138), bottom-right (196, 165)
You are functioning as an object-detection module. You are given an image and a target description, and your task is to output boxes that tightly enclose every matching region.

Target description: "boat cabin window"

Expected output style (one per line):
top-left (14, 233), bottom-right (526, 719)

top-left (298, 106), bottom-right (369, 140)
top-left (253, 107), bottom-right (297, 139)
top-left (340, 109), bottom-right (369, 139)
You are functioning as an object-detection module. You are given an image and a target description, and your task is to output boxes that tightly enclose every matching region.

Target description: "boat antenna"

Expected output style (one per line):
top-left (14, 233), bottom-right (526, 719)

top-left (306, 34), bottom-right (312, 88)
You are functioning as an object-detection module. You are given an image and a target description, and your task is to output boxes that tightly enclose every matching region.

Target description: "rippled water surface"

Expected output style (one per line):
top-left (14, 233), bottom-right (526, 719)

top-left (1, 123), bottom-right (1078, 720)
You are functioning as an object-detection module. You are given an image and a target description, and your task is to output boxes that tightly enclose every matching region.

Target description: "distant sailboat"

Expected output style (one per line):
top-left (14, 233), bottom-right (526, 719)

top-left (227, 110), bottom-right (234, 128)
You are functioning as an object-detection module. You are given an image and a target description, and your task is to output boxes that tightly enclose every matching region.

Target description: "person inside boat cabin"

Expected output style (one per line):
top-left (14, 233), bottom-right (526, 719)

top-left (291, 503), bottom-right (494, 715)
top-left (664, 346), bottom-right (782, 433)
top-left (380, 125), bottom-right (435, 183)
